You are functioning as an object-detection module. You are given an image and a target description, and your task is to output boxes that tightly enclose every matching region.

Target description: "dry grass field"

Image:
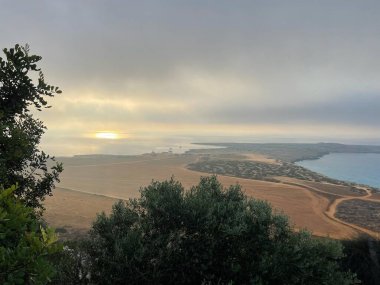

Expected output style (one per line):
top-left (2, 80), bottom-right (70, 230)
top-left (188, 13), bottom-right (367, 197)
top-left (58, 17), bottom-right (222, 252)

top-left (43, 187), bottom-right (118, 239)
top-left (243, 153), bottom-right (280, 164)
top-left (43, 152), bottom-right (366, 240)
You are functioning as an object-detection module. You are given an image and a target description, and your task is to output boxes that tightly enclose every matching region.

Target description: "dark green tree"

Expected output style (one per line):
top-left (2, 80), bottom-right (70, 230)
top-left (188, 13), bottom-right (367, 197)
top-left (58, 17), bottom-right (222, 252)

top-left (0, 185), bottom-right (62, 284)
top-left (342, 237), bottom-right (380, 285)
top-left (0, 44), bottom-right (63, 210)
top-left (85, 176), bottom-right (358, 285)
top-left (49, 240), bottom-right (91, 285)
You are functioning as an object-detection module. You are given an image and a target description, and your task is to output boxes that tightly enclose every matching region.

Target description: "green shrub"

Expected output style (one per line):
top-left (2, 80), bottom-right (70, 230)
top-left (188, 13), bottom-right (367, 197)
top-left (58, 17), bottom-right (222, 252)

top-left (85, 176), bottom-right (357, 284)
top-left (0, 185), bottom-right (62, 284)
top-left (342, 237), bottom-right (380, 285)
top-left (49, 240), bottom-right (91, 285)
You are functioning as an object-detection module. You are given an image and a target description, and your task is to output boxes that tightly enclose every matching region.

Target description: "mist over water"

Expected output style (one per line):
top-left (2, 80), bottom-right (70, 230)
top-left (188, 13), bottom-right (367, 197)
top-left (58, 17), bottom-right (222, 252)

top-left (42, 133), bottom-right (380, 157)
top-left (296, 153), bottom-right (380, 188)
top-left (47, 138), bottom-right (223, 157)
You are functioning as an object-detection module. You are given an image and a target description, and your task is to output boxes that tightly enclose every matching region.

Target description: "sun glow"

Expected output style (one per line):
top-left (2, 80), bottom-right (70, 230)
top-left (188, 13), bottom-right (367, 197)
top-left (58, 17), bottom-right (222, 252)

top-left (95, 132), bottom-right (119, 140)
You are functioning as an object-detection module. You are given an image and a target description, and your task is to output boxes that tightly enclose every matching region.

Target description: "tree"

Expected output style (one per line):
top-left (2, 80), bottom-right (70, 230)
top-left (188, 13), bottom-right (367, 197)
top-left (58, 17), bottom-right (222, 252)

top-left (0, 185), bottom-right (62, 284)
top-left (0, 44), bottom-right (63, 210)
top-left (341, 237), bottom-right (380, 285)
top-left (85, 176), bottom-right (357, 285)
top-left (49, 240), bottom-right (92, 285)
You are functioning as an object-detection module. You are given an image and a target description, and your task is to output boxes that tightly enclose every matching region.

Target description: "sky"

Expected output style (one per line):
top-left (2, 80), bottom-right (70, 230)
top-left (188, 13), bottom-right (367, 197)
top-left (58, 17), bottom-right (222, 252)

top-left (1, 0), bottom-right (380, 155)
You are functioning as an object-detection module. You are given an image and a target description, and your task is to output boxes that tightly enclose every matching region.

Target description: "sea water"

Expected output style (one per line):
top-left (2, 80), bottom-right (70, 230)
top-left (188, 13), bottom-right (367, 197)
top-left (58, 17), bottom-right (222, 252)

top-left (296, 153), bottom-right (380, 188)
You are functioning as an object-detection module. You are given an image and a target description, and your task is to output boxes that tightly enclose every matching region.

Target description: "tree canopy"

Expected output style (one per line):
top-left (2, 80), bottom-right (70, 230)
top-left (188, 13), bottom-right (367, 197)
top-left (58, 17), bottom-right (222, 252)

top-left (85, 176), bottom-right (357, 285)
top-left (0, 44), bottom-right (63, 210)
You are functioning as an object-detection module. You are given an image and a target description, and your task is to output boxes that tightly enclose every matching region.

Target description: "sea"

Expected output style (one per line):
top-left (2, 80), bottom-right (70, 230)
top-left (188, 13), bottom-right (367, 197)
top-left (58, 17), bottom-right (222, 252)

top-left (296, 153), bottom-right (380, 189)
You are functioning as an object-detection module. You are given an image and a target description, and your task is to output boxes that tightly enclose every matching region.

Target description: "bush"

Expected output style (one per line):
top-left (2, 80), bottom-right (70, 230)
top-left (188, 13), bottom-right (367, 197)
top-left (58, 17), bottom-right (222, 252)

top-left (49, 240), bottom-right (91, 285)
top-left (341, 237), bottom-right (380, 285)
top-left (85, 176), bottom-right (357, 284)
top-left (0, 185), bottom-right (62, 284)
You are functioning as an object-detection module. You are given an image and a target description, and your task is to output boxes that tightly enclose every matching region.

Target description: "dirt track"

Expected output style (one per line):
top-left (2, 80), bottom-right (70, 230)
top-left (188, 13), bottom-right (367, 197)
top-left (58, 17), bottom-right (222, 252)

top-left (279, 178), bottom-right (380, 238)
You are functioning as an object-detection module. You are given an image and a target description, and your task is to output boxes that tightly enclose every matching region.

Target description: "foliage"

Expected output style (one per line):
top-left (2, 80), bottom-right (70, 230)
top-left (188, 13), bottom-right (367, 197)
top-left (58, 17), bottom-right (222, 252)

top-left (49, 240), bottom-right (91, 285)
top-left (0, 185), bottom-right (62, 284)
top-left (85, 176), bottom-right (357, 284)
top-left (341, 237), bottom-right (380, 285)
top-left (0, 44), bottom-right (63, 210)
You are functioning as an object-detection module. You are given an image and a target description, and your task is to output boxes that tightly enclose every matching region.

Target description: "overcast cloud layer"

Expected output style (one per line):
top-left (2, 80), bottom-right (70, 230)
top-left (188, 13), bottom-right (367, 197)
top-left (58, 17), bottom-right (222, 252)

top-left (1, 0), bottom-right (380, 155)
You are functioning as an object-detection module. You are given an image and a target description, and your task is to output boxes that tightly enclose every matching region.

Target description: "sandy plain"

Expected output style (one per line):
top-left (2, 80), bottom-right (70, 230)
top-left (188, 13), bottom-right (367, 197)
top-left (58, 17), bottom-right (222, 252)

top-left (43, 152), bottom-right (372, 239)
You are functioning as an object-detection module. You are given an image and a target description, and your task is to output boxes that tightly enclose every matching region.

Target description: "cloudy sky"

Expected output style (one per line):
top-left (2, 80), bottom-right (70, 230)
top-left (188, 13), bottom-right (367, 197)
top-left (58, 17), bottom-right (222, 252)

top-left (1, 0), bottom-right (380, 155)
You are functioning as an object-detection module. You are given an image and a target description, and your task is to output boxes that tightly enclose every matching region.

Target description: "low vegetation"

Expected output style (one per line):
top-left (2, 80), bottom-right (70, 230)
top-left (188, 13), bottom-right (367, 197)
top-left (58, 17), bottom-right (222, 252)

top-left (336, 200), bottom-right (380, 232)
top-left (188, 159), bottom-right (352, 185)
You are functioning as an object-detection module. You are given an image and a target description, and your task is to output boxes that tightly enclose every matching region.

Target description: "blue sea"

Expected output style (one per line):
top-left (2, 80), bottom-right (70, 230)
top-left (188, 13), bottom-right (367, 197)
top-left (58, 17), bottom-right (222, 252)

top-left (296, 153), bottom-right (380, 189)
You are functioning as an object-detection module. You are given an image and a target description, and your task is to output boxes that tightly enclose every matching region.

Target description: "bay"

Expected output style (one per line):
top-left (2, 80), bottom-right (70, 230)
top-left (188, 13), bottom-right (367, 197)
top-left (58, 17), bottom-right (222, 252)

top-left (296, 153), bottom-right (380, 188)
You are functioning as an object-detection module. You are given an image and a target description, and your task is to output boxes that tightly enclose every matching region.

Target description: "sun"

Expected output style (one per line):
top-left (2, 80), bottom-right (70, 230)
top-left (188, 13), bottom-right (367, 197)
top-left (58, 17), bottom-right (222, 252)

top-left (95, 132), bottom-right (119, 140)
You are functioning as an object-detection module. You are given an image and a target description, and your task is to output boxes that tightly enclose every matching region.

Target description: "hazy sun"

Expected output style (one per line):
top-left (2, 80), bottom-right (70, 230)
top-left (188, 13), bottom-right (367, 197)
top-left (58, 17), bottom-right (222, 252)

top-left (95, 132), bottom-right (119, 140)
